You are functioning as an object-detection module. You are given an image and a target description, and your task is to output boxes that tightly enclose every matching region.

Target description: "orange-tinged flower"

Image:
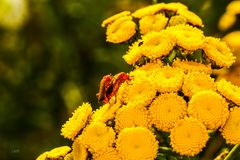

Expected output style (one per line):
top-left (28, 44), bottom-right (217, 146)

top-left (221, 107), bottom-right (240, 144)
top-left (188, 90), bottom-right (229, 130)
top-left (115, 104), bottom-right (150, 131)
top-left (81, 122), bottom-right (116, 152)
top-left (72, 136), bottom-right (88, 160)
top-left (116, 127), bottom-right (158, 160)
top-left (149, 93), bottom-right (187, 132)
top-left (170, 117), bottom-right (209, 156)
top-left (182, 72), bottom-right (215, 97)
top-left (93, 147), bottom-right (121, 160)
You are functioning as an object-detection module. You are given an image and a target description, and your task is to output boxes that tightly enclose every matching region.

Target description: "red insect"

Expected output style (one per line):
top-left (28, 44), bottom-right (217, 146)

top-left (96, 72), bottom-right (131, 103)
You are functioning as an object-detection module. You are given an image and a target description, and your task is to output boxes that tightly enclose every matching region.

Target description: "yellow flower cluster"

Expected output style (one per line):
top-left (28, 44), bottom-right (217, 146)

top-left (101, 2), bottom-right (203, 43)
top-left (37, 2), bottom-right (240, 160)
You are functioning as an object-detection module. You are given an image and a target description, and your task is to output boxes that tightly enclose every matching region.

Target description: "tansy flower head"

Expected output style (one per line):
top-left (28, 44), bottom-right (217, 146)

top-left (168, 15), bottom-right (187, 27)
top-left (101, 11), bottom-right (131, 27)
top-left (223, 31), bottom-right (240, 53)
top-left (167, 24), bottom-right (205, 51)
top-left (36, 151), bottom-right (48, 160)
top-left (72, 136), bottom-right (88, 160)
top-left (91, 104), bottom-right (110, 123)
top-left (93, 147), bottom-right (121, 160)
top-left (226, 0), bottom-right (240, 15)
top-left (132, 3), bottom-right (165, 18)
top-left (218, 13), bottom-right (236, 32)
top-left (170, 117), bottom-right (209, 156)
top-left (124, 75), bottom-right (156, 107)
top-left (81, 122), bottom-right (116, 152)
top-left (115, 104), bottom-right (150, 131)
top-left (216, 79), bottom-right (240, 106)
top-left (182, 71), bottom-right (215, 97)
top-left (116, 127), bottom-right (158, 160)
top-left (46, 146), bottom-right (71, 160)
top-left (149, 92), bottom-right (187, 132)
top-left (61, 102), bottom-right (92, 140)
top-left (177, 9), bottom-right (203, 27)
top-left (64, 152), bottom-right (73, 160)
top-left (221, 107), bottom-right (240, 144)
top-left (133, 60), bottom-right (163, 72)
top-left (106, 16), bottom-right (136, 43)
top-left (141, 30), bottom-right (176, 60)
top-left (123, 40), bottom-right (144, 65)
top-left (150, 66), bottom-right (184, 93)
top-left (139, 13), bottom-right (168, 35)
top-left (188, 90), bottom-right (229, 130)
top-left (203, 37), bottom-right (235, 68)
top-left (172, 59), bottom-right (212, 74)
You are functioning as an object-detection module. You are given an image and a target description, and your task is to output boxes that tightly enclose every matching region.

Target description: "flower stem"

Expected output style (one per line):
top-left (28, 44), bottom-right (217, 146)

top-left (224, 144), bottom-right (240, 160)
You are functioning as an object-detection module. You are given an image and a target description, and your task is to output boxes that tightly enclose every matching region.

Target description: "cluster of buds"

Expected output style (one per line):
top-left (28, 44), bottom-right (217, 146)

top-left (37, 2), bottom-right (240, 160)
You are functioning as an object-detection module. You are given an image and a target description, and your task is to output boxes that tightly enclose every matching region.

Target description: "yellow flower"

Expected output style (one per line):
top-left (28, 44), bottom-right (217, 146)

top-left (182, 72), bottom-right (215, 97)
top-left (72, 136), bottom-right (88, 160)
top-left (218, 12), bottom-right (236, 31)
top-left (177, 9), bottom-right (203, 27)
top-left (167, 24), bottom-right (204, 51)
top-left (47, 146), bottom-right (71, 159)
top-left (172, 59), bottom-right (212, 74)
top-left (81, 122), bottom-right (116, 152)
top-left (188, 90), bottom-right (229, 130)
top-left (132, 3), bottom-right (165, 18)
top-left (139, 13), bottom-right (168, 35)
top-left (116, 127), bottom-right (158, 160)
top-left (106, 16), bottom-right (136, 43)
top-left (115, 104), bottom-right (150, 131)
top-left (168, 15), bottom-right (187, 27)
top-left (221, 107), bottom-right (240, 144)
top-left (170, 117), bottom-right (209, 156)
top-left (226, 0), bottom-right (240, 15)
top-left (101, 11), bottom-right (131, 27)
top-left (150, 67), bottom-right (184, 93)
top-left (141, 30), bottom-right (176, 59)
top-left (93, 147), bottom-right (121, 160)
top-left (64, 153), bottom-right (73, 160)
top-left (203, 37), bottom-right (235, 68)
top-left (216, 79), bottom-right (240, 105)
top-left (124, 75), bottom-right (156, 107)
top-left (61, 103), bottom-right (92, 140)
top-left (222, 31), bottom-right (240, 64)
top-left (161, 2), bottom-right (188, 12)
top-left (134, 60), bottom-right (163, 72)
top-left (36, 151), bottom-right (48, 160)
top-left (91, 104), bottom-right (110, 123)
top-left (149, 93), bottom-right (187, 132)
top-left (123, 40), bottom-right (143, 65)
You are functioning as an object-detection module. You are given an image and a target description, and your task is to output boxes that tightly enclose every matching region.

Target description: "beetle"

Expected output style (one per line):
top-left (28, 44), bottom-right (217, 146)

top-left (96, 72), bottom-right (131, 103)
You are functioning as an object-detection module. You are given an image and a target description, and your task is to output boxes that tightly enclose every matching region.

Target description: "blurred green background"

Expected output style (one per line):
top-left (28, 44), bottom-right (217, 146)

top-left (0, 0), bottom-right (238, 159)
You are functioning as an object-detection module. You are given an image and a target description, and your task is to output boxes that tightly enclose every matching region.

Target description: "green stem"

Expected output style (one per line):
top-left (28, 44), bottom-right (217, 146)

top-left (200, 133), bottom-right (224, 160)
top-left (224, 145), bottom-right (240, 160)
